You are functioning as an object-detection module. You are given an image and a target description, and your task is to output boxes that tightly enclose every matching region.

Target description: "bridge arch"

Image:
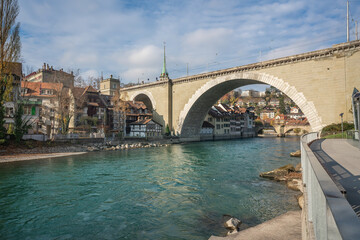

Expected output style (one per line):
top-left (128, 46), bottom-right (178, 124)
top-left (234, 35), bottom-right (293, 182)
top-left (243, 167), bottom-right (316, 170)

top-left (129, 90), bottom-right (156, 111)
top-left (177, 72), bottom-right (323, 138)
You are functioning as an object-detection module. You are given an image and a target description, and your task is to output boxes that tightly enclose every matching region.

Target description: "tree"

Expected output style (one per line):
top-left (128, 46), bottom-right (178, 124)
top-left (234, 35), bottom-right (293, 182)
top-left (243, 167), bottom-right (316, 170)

top-left (165, 124), bottom-right (170, 136)
top-left (0, 105), bottom-right (6, 138)
top-left (13, 103), bottom-right (31, 143)
top-left (0, 0), bottom-right (21, 103)
top-left (279, 95), bottom-right (286, 114)
top-left (56, 85), bottom-right (86, 135)
top-left (112, 87), bottom-right (128, 138)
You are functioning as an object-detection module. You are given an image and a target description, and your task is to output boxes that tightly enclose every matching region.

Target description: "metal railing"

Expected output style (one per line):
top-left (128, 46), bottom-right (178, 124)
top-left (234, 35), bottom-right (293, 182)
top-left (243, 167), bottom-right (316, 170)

top-left (347, 130), bottom-right (359, 140)
top-left (301, 133), bottom-right (360, 240)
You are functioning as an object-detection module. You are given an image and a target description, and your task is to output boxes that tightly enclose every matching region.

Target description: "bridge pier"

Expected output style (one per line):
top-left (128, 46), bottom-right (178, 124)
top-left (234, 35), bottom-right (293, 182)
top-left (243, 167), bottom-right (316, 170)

top-left (179, 135), bottom-right (201, 142)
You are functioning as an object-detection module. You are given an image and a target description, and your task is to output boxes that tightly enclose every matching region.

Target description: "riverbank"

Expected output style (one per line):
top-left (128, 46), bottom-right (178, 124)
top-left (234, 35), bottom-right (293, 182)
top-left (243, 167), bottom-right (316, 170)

top-left (0, 140), bottom-right (171, 163)
top-left (209, 211), bottom-right (301, 240)
top-left (209, 157), bottom-right (303, 239)
top-left (0, 152), bottom-right (87, 163)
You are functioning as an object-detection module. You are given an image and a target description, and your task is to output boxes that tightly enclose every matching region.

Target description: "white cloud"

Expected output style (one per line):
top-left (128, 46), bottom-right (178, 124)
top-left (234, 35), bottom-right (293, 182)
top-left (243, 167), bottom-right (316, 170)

top-left (18, 0), bottom-right (359, 87)
top-left (128, 45), bottom-right (162, 67)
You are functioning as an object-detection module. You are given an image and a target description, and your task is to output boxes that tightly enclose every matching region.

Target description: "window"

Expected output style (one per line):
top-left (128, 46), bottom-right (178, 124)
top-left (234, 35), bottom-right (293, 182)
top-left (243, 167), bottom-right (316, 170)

top-left (31, 106), bottom-right (36, 115)
top-left (208, 117), bottom-right (212, 122)
top-left (24, 106), bottom-right (31, 115)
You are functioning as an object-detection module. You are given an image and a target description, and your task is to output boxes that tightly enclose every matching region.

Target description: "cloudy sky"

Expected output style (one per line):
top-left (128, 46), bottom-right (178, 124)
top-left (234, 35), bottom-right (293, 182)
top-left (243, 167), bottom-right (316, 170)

top-left (18, 0), bottom-right (360, 90)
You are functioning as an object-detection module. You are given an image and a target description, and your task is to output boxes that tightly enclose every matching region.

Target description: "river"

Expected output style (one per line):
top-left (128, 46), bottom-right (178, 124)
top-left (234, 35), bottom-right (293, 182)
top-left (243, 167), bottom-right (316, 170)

top-left (0, 137), bottom-right (301, 239)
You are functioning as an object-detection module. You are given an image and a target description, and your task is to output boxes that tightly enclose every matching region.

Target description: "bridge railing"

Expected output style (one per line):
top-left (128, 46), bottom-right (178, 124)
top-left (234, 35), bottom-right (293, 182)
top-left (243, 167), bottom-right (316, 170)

top-left (301, 133), bottom-right (360, 240)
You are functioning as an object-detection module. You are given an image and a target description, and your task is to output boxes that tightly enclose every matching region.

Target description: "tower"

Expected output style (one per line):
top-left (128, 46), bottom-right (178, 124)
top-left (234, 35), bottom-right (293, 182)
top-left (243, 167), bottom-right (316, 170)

top-left (160, 42), bottom-right (169, 81)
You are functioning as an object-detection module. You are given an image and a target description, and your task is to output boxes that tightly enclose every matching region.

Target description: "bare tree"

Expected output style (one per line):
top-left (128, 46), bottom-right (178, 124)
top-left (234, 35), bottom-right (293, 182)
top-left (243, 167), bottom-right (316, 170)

top-left (0, 0), bottom-right (21, 102)
top-left (88, 76), bottom-right (100, 90)
top-left (55, 85), bottom-right (86, 135)
top-left (112, 87), bottom-right (128, 138)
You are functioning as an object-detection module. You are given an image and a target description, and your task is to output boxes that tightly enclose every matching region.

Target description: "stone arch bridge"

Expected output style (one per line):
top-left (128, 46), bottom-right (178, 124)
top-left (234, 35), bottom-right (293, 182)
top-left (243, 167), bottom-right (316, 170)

top-left (273, 124), bottom-right (311, 136)
top-left (123, 41), bottom-right (360, 141)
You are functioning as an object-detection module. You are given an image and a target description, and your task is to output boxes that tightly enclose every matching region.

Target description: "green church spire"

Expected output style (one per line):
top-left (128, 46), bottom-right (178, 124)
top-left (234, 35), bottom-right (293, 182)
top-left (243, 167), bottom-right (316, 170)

top-left (160, 42), bottom-right (168, 79)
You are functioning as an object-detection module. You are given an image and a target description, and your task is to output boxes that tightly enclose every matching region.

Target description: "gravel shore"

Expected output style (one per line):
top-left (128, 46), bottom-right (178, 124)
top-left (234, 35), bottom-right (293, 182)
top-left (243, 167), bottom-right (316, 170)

top-left (0, 152), bottom-right (87, 163)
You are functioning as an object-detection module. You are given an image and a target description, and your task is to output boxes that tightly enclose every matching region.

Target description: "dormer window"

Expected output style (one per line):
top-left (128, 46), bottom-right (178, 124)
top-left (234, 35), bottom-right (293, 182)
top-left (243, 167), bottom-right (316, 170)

top-left (40, 89), bottom-right (52, 95)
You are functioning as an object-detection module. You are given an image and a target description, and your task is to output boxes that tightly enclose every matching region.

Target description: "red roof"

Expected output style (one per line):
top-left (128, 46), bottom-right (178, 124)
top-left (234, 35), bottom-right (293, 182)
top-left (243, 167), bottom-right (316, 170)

top-left (21, 81), bottom-right (63, 97)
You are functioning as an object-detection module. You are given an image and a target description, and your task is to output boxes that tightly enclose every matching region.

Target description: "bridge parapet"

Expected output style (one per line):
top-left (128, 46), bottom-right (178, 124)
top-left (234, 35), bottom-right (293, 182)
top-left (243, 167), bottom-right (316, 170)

top-left (301, 133), bottom-right (360, 239)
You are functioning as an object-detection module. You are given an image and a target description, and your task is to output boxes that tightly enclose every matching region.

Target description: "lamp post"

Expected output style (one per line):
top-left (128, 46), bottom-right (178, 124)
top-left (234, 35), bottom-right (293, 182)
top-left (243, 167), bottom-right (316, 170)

top-left (357, 101), bottom-right (360, 140)
top-left (340, 113), bottom-right (344, 138)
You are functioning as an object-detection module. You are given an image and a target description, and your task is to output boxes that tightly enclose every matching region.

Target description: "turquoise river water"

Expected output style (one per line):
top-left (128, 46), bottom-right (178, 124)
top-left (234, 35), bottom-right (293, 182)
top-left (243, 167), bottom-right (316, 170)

top-left (0, 137), bottom-right (301, 240)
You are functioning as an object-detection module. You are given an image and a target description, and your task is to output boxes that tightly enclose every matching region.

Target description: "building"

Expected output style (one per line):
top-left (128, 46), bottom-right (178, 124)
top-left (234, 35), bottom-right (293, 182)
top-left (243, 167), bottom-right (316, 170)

top-left (24, 63), bottom-right (74, 88)
top-left (200, 121), bottom-right (214, 135)
top-left (258, 99), bottom-right (267, 107)
top-left (241, 89), bottom-right (261, 98)
top-left (290, 107), bottom-right (300, 114)
top-left (269, 98), bottom-right (280, 107)
top-left (129, 119), bottom-right (162, 138)
top-left (214, 104), bottom-right (231, 134)
top-left (71, 86), bottom-right (108, 133)
top-left (124, 101), bottom-right (152, 135)
top-left (202, 103), bottom-right (255, 139)
top-left (99, 75), bottom-right (120, 96)
top-left (260, 110), bottom-right (276, 120)
top-left (20, 81), bottom-right (65, 136)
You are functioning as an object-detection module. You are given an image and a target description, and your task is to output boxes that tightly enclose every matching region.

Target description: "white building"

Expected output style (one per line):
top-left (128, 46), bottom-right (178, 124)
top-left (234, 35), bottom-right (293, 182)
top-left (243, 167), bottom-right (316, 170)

top-left (129, 119), bottom-right (162, 138)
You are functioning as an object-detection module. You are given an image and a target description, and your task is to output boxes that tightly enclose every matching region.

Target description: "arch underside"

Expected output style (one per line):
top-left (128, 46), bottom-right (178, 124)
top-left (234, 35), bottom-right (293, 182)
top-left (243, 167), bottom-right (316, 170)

top-left (178, 72), bottom-right (323, 138)
top-left (129, 91), bottom-right (156, 111)
top-left (179, 79), bottom-right (261, 137)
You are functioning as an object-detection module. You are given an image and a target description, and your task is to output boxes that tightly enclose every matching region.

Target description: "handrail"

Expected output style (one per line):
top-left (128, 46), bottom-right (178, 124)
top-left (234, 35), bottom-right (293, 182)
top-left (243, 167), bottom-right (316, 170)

top-left (301, 133), bottom-right (360, 240)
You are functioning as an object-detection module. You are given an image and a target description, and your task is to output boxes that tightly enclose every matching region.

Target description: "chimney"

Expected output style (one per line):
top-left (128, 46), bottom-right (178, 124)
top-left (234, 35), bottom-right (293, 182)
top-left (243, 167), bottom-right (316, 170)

top-left (47, 64), bottom-right (49, 70)
top-left (110, 74), bottom-right (113, 78)
top-left (43, 63), bottom-right (46, 70)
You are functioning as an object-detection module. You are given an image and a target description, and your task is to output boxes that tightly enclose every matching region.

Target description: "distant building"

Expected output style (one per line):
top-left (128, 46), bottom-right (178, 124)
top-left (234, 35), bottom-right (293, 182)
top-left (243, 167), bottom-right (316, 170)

top-left (200, 121), bottom-right (214, 135)
top-left (269, 98), bottom-right (280, 107)
top-left (260, 110), bottom-right (276, 120)
top-left (290, 107), bottom-right (300, 114)
top-left (24, 63), bottom-right (74, 88)
top-left (129, 119), bottom-right (162, 138)
top-left (259, 91), bottom-right (266, 97)
top-left (202, 103), bottom-right (255, 139)
top-left (241, 90), bottom-right (261, 98)
top-left (258, 99), bottom-right (267, 107)
top-left (99, 75), bottom-right (120, 96)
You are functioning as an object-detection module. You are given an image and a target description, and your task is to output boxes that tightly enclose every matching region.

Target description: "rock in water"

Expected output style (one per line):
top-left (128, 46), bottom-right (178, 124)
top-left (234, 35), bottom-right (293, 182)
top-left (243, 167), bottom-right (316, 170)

top-left (290, 150), bottom-right (301, 157)
top-left (224, 217), bottom-right (242, 231)
top-left (295, 163), bottom-right (301, 172)
top-left (259, 164), bottom-right (295, 181)
top-left (298, 195), bottom-right (304, 209)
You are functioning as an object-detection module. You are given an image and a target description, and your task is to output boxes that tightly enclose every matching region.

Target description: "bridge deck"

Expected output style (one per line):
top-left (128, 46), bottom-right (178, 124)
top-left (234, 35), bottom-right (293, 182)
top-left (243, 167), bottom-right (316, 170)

top-left (310, 139), bottom-right (360, 217)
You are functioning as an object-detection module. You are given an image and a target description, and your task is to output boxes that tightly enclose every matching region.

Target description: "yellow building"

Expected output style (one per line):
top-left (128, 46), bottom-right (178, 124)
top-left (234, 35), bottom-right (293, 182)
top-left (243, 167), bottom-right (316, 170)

top-left (99, 75), bottom-right (120, 96)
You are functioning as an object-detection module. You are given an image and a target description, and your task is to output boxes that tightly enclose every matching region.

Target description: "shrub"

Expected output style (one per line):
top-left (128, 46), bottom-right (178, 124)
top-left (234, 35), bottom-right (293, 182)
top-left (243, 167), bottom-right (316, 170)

top-left (293, 128), bottom-right (301, 134)
top-left (322, 122), bottom-right (354, 133)
top-left (254, 120), bottom-right (263, 127)
top-left (165, 124), bottom-right (170, 136)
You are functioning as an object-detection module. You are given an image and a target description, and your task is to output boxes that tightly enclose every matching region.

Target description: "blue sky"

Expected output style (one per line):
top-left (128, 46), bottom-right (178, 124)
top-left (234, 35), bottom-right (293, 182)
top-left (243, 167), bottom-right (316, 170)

top-left (18, 0), bottom-right (360, 91)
